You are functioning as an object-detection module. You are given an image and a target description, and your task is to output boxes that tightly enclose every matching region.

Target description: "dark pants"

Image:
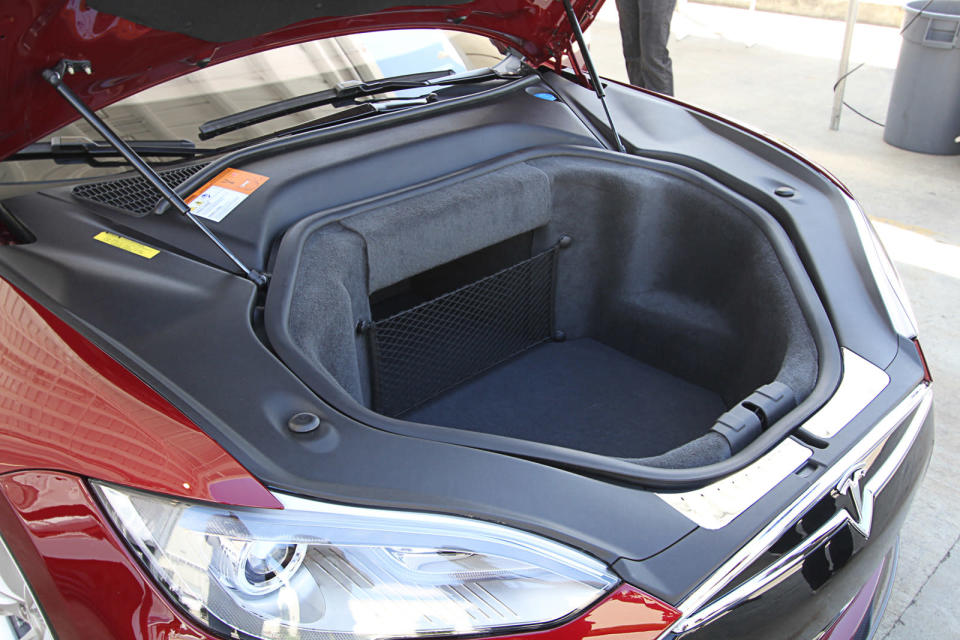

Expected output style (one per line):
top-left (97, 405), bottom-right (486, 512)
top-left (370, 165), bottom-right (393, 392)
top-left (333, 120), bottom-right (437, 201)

top-left (615, 0), bottom-right (677, 96)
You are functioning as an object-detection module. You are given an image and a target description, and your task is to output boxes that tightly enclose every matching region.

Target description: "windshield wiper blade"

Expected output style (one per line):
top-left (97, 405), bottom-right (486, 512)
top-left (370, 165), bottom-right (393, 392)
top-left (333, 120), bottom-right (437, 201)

top-left (198, 97), bottom-right (437, 161)
top-left (197, 69), bottom-right (454, 141)
top-left (10, 137), bottom-right (211, 166)
top-left (10, 136), bottom-right (208, 160)
top-left (197, 54), bottom-right (527, 141)
top-left (267, 95), bottom-right (438, 137)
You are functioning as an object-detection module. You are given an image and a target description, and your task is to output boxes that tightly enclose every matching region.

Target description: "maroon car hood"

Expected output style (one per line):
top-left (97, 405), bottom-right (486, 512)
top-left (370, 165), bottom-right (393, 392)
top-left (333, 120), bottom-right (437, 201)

top-left (0, 0), bottom-right (604, 161)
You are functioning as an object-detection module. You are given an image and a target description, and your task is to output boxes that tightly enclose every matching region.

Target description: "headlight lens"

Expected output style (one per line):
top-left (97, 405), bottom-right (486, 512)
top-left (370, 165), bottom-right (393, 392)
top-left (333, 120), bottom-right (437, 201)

top-left (95, 483), bottom-right (618, 640)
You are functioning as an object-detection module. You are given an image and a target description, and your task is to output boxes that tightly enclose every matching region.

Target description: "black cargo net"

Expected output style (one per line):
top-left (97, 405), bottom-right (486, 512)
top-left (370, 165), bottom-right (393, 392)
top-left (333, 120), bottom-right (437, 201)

top-left (72, 163), bottom-right (210, 216)
top-left (363, 244), bottom-right (560, 417)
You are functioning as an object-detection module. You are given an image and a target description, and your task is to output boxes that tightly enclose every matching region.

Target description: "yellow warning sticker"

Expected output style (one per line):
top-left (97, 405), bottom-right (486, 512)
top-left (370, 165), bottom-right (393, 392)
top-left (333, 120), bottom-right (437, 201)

top-left (93, 231), bottom-right (160, 259)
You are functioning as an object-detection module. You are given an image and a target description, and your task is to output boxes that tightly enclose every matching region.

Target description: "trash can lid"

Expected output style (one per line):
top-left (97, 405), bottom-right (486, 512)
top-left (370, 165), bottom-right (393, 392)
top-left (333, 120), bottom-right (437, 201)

top-left (903, 0), bottom-right (960, 49)
top-left (906, 0), bottom-right (960, 18)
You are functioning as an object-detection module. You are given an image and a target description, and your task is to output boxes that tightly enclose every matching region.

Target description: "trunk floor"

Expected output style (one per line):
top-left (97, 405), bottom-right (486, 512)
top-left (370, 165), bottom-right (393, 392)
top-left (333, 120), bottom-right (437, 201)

top-left (403, 338), bottom-right (726, 457)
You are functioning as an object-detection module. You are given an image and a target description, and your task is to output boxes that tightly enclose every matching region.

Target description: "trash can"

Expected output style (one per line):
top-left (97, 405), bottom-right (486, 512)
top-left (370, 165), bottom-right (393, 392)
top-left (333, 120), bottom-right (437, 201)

top-left (884, 0), bottom-right (960, 154)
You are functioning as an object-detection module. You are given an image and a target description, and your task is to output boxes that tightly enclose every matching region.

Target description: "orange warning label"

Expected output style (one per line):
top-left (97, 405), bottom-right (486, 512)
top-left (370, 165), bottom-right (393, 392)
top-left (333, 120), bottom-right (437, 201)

top-left (185, 168), bottom-right (269, 222)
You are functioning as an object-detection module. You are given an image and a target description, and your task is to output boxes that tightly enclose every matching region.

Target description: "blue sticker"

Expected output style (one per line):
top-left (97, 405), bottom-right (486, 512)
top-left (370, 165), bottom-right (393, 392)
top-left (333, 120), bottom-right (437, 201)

top-left (532, 92), bottom-right (558, 102)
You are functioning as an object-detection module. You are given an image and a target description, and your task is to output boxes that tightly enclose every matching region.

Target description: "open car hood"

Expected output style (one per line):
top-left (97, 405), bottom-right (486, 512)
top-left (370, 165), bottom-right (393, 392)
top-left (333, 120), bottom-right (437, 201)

top-left (0, 0), bottom-right (604, 161)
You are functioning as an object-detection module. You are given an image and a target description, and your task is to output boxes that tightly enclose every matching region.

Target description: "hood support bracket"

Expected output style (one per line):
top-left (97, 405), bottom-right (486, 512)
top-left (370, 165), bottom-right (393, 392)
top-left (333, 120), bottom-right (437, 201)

top-left (41, 60), bottom-right (269, 287)
top-left (559, 0), bottom-right (625, 153)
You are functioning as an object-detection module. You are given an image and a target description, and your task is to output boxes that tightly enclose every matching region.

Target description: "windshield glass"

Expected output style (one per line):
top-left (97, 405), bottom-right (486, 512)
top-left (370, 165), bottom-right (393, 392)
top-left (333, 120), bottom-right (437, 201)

top-left (0, 30), bottom-right (503, 185)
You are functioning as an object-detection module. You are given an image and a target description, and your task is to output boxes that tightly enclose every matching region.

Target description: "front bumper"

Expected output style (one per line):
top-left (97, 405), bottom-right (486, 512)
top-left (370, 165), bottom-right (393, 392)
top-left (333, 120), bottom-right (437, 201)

top-left (665, 384), bottom-right (934, 640)
top-left (0, 384), bottom-right (934, 640)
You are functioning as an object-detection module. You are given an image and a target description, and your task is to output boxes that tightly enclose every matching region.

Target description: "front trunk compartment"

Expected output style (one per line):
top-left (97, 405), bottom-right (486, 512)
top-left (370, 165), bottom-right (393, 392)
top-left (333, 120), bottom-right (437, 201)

top-left (0, 53), bottom-right (914, 619)
top-left (265, 151), bottom-right (821, 468)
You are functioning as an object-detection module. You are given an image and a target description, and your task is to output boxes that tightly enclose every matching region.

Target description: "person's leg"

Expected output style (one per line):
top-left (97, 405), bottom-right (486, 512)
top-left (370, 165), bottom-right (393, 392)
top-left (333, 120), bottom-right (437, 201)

top-left (638, 0), bottom-right (677, 95)
top-left (615, 0), bottom-right (645, 87)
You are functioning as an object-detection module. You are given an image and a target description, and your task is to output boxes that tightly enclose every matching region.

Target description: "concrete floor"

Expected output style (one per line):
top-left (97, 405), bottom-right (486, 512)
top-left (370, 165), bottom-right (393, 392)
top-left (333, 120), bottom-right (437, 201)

top-left (590, 3), bottom-right (960, 637)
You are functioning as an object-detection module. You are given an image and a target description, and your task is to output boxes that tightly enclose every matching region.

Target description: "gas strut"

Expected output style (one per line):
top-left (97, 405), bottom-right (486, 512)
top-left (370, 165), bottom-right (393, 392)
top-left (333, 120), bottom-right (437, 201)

top-left (559, 0), bottom-right (626, 153)
top-left (42, 59), bottom-right (269, 287)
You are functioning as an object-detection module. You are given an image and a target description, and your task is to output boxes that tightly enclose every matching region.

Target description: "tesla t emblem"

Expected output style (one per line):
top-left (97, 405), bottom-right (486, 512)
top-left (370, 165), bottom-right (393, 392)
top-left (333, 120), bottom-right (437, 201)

top-left (835, 464), bottom-right (871, 537)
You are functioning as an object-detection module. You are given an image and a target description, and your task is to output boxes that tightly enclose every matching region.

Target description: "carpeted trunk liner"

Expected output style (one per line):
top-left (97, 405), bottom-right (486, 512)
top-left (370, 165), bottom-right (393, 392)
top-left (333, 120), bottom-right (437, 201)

top-left (404, 338), bottom-right (727, 458)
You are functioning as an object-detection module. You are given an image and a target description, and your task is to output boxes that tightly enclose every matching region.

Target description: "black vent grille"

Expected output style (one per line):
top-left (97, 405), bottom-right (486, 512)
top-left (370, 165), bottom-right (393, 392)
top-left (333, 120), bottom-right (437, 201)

top-left (72, 163), bottom-right (210, 216)
top-left (363, 245), bottom-right (559, 417)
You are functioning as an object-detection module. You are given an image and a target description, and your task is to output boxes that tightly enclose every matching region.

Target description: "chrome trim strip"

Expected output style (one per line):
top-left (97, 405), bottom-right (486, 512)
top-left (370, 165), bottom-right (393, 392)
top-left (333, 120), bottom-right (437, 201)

top-left (657, 439), bottom-right (813, 530)
top-left (658, 349), bottom-right (887, 529)
top-left (802, 349), bottom-right (889, 439)
top-left (670, 384), bottom-right (931, 636)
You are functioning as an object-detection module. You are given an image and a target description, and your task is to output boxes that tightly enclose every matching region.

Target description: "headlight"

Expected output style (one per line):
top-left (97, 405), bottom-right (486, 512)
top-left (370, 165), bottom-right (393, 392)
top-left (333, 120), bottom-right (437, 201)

top-left (94, 483), bottom-right (618, 640)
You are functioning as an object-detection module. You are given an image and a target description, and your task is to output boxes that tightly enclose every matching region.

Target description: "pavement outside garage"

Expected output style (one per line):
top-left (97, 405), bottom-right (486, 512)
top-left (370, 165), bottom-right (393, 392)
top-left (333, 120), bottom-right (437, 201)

top-left (590, 3), bottom-right (960, 637)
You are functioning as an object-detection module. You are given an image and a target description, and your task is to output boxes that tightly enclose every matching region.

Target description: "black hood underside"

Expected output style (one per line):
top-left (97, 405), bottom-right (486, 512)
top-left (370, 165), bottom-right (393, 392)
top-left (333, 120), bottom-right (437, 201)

top-left (88, 0), bottom-right (472, 42)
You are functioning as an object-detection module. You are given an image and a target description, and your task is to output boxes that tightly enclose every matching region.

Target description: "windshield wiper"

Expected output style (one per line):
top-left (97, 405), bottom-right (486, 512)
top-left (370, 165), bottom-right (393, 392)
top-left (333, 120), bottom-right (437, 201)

top-left (10, 137), bottom-right (213, 166)
top-left (197, 54), bottom-right (527, 141)
top-left (215, 95), bottom-right (440, 149)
